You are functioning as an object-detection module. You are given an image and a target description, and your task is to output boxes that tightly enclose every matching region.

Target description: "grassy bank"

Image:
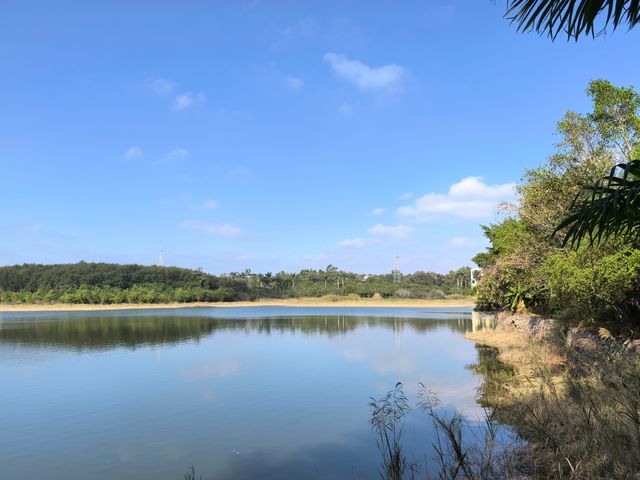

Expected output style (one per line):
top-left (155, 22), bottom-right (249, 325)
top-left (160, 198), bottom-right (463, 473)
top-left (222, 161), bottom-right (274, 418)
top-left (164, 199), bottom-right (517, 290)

top-left (467, 327), bottom-right (565, 398)
top-left (0, 295), bottom-right (476, 312)
top-left (466, 317), bottom-right (640, 479)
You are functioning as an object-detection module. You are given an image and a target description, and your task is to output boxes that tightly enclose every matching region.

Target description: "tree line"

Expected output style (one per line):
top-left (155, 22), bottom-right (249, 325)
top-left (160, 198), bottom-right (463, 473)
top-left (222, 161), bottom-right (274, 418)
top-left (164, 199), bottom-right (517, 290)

top-left (0, 261), bottom-right (474, 304)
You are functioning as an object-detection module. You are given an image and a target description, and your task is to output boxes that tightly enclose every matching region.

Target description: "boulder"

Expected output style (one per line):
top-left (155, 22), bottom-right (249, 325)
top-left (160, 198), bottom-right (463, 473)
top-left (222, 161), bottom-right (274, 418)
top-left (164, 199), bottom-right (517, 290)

top-left (495, 312), bottom-right (555, 340)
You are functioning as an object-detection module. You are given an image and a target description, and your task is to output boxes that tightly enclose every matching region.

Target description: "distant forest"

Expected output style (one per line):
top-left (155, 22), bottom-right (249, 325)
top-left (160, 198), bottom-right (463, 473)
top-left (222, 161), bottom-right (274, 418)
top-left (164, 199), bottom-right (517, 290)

top-left (0, 262), bottom-right (474, 304)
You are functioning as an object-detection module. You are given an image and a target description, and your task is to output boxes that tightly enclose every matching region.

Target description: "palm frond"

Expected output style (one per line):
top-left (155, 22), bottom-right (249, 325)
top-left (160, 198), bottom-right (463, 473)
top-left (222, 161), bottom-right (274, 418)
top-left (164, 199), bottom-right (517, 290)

top-left (506, 0), bottom-right (640, 40)
top-left (555, 159), bottom-right (640, 246)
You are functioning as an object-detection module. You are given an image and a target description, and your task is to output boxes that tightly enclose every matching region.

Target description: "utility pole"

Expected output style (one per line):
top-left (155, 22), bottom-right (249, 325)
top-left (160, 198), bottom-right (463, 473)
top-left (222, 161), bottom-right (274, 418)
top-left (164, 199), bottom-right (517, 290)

top-left (159, 248), bottom-right (165, 267)
top-left (393, 251), bottom-right (401, 284)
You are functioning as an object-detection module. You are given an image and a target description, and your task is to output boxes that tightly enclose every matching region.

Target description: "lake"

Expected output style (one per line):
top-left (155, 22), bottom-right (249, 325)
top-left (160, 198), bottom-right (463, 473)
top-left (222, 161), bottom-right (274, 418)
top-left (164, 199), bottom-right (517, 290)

top-left (0, 306), bottom-right (500, 479)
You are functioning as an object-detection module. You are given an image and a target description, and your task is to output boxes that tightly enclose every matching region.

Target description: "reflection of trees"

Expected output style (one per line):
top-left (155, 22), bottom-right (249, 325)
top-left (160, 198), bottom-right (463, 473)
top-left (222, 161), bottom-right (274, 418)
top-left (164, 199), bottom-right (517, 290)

top-left (0, 314), bottom-right (489, 351)
top-left (0, 316), bottom-right (219, 350)
top-left (465, 345), bottom-right (515, 408)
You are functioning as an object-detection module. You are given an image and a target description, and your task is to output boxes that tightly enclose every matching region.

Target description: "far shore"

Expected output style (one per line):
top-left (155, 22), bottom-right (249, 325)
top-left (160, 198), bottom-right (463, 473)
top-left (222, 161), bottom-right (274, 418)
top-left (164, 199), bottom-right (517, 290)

top-left (0, 296), bottom-right (476, 313)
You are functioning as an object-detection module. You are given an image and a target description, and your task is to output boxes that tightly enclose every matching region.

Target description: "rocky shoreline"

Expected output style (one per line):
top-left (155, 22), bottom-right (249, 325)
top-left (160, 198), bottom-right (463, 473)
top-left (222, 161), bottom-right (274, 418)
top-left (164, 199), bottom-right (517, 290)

top-left (472, 310), bottom-right (640, 355)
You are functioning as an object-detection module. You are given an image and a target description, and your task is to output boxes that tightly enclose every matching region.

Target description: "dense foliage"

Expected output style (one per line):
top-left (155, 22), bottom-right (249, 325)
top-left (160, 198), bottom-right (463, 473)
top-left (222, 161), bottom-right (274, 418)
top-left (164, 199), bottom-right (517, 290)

top-left (474, 79), bottom-right (640, 323)
top-left (0, 262), bottom-right (474, 305)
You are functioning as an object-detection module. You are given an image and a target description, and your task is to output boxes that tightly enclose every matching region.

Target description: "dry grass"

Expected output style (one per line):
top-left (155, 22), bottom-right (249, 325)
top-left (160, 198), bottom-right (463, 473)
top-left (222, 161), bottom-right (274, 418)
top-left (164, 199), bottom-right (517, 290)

top-left (466, 329), bottom-right (565, 397)
top-left (467, 326), bottom-right (640, 479)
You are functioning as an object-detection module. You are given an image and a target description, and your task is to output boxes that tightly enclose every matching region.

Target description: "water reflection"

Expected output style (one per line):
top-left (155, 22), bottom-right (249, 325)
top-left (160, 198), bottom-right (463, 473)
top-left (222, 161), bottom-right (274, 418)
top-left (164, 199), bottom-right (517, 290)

top-left (0, 308), bottom-right (495, 351)
top-left (466, 343), bottom-right (516, 408)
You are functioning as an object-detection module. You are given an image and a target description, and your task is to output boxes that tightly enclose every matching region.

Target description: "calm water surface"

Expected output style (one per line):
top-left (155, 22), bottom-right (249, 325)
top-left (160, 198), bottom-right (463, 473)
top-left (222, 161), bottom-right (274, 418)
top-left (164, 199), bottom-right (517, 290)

top-left (0, 306), bottom-right (498, 479)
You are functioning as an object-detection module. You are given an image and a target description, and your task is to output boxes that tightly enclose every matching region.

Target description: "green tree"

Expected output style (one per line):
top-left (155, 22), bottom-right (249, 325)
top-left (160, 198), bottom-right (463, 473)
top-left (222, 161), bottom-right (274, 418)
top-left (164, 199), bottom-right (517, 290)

top-left (472, 219), bottom-right (527, 268)
top-left (556, 80), bottom-right (640, 246)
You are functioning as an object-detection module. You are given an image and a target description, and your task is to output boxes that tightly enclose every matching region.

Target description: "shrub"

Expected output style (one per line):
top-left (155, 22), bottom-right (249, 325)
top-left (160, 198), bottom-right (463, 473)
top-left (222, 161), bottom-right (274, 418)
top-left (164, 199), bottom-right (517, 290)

top-left (541, 245), bottom-right (640, 322)
top-left (475, 255), bottom-right (547, 313)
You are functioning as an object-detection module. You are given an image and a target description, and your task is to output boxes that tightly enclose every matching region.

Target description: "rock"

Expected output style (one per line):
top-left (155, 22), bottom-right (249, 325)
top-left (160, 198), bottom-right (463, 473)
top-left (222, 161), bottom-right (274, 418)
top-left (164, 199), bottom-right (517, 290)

top-left (567, 327), bottom-right (614, 357)
top-left (495, 312), bottom-right (555, 340)
top-left (573, 337), bottom-right (598, 354)
top-left (625, 339), bottom-right (640, 354)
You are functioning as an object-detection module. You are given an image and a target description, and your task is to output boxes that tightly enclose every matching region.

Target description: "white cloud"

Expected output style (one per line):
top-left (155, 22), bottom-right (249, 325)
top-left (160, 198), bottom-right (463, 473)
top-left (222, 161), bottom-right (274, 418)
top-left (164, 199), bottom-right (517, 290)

top-left (340, 237), bottom-right (367, 248)
top-left (161, 148), bottom-right (190, 163)
top-left (398, 192), bottom-right (414, 200)
top-left (324, 53), bottom-right (406, 93)
top-left (149, 78), bottom-right (175, 96)
top-left (447, 236), bottom-right (475, 248)
top-left (398, 177), bottom-right (516, 221)
top-left (148, 79), bottom-right (205, 111)
top-left (181, 220), bottom-right (242, 238)
top-left (123, 146), bottom-right (143, 160)
top-left (285, 76), bottom-right (303, 90)
top-left (174, 92), bottom-right (205, 110)
top-left (368, 224), bottom-right (413, 239)
top-left (371, 208), bottom-right (386, 216)
top-left (203, 199), bottom-right (219, 210)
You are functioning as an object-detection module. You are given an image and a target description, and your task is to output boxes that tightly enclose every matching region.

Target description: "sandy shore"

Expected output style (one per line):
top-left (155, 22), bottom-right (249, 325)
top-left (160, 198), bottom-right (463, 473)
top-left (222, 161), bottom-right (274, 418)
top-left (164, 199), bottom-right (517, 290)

top-left (0, 297), bottom-right (475, 312)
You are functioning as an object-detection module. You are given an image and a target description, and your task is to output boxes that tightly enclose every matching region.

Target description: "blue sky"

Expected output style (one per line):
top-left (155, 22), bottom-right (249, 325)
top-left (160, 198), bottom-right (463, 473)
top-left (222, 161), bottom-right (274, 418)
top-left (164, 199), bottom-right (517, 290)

top-left (2, 1), bottom-right (639, 274)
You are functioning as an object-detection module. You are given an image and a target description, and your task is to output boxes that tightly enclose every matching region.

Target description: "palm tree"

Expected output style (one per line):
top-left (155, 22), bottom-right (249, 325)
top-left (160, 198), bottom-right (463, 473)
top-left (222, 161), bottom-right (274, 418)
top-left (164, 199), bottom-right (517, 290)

top-left (556, 159), bottom-right (640, 246)
top-left (506, 0), bottom-right (640, 40)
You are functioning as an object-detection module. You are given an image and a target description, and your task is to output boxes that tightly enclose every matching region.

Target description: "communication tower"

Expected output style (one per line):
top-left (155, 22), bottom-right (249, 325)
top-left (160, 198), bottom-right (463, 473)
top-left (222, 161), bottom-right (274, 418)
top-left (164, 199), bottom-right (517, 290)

top-left (392, 251), bottom-right (402, 284)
